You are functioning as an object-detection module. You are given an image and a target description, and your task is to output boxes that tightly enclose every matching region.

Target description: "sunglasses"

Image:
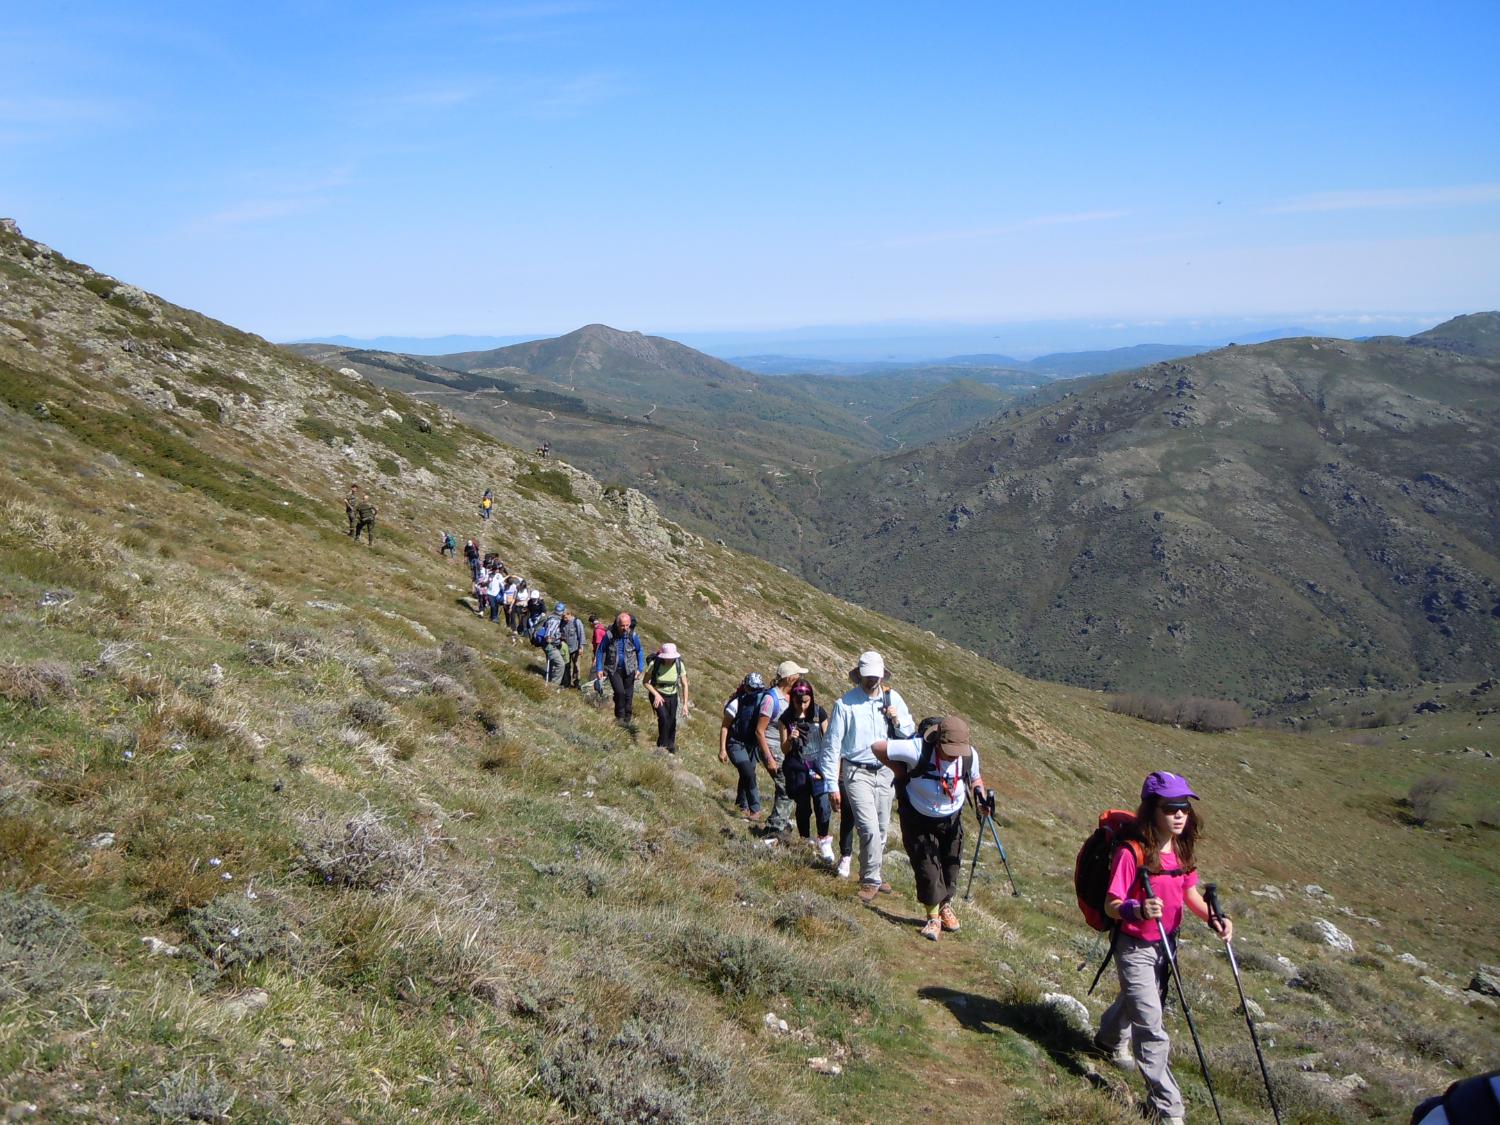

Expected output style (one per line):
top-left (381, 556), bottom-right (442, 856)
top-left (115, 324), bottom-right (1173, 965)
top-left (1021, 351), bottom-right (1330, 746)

top-left (1160, 802), bottom-right (1192, 814)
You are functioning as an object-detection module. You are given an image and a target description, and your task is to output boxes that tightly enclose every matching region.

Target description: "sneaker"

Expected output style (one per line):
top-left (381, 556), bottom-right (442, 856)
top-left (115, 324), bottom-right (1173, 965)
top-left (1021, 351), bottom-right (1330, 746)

top-left (920, 917), bottom-right (942, 942)
top-left (938, 903), bottom-right (961, 932)
top-left (835, 856), bottom-right (851, 879)
top-left (1159, 1118), bottom-right (1184, 1125)
top-left (817, 837), bottom-right (835, 863)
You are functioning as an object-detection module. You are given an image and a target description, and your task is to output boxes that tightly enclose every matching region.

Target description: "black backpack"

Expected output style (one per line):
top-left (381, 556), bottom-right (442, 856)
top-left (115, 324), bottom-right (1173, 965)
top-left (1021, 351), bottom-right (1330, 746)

top-left (893, 726), bottom-right (974, 812)
top-left (729, 687), bottom-right (770, 746)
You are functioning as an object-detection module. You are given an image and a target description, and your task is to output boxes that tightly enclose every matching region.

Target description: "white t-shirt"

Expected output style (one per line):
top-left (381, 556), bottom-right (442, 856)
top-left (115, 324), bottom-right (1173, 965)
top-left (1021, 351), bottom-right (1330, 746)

top-left (887, 737), bottom-right (978, 819)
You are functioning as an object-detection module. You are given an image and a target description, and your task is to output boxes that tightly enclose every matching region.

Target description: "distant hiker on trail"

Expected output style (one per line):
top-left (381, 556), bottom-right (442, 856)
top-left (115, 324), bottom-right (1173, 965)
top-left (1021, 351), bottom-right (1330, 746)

top-left (1095, 772), bottom-right (1232, 1125)
top-left (559, 607), bottom-right (585, 689)
top-left (464, 538), bottom-right (479, 579)
top-left (537, 441), bottom-right (551, 458)
top-left (643, 642), bottom-right (689, 752)
top-left (755, 660), bottom-right (805, 834)
top-left (535, 602), bottom-right (567, 685)
top-left (509, 580), bottom-right (529, 633)
top-left (870, 715), bottom-right (991, 940)
top-left (589, 615), bottom-right (606, 663)
top-left (827, 650), bottom-right (914, 897)
top-left (344, 485), bottom-right (358, 536)
top-left (522, 594), bottom-right (546, 645)
top-left (354, 494), bottom-right (377, 545)
top-left (440, 532), bottom-right (456, 557)
top-left (594, 612), bottom-right (644, 724)
top-left (780, 679), bottom-right (835, 860)
top-left (720, 673), bottom-right (768, 819)
top-left (480, 489), bottom-right (493, 521)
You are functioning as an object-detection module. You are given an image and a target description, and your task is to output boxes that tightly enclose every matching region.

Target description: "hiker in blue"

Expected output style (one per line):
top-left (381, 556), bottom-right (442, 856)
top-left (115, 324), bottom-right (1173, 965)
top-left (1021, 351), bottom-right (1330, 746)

top-left (720, 673), bottom-right (768, 819)
top-left (593, 612), bottom-right (644, 724)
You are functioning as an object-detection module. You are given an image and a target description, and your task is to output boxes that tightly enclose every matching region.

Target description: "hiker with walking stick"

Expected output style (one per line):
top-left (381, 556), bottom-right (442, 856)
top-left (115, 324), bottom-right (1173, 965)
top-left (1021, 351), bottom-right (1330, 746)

top-left (870, 715), bottom-right (993, 941)
top-left (1096, 771), bottom-right (1231, 1125)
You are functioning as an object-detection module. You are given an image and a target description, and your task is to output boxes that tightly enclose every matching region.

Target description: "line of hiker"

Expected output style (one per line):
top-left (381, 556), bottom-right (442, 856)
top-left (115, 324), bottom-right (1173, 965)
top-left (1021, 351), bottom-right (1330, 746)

top-left (448, 540), bottom-right (689, 748)
top-left (428, 518), bottom-right (1264, 1124)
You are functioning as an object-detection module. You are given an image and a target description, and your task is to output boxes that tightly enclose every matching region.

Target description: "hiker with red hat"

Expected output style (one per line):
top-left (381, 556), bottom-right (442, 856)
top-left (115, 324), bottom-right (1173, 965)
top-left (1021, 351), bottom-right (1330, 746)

top-left (871, 715), bottom-right (992, 938)
top-left (1094, 771), bottom-right (1232, 1125)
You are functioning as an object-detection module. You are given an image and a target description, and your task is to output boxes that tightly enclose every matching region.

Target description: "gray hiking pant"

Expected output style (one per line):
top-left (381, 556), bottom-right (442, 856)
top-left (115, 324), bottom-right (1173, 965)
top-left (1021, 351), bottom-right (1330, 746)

top-left (840, 761), bottom-right (893, 886)
top-left (1097, 932), bottom-right (1183, 1120)
top-left (544, 644), bottom-right (566, 686)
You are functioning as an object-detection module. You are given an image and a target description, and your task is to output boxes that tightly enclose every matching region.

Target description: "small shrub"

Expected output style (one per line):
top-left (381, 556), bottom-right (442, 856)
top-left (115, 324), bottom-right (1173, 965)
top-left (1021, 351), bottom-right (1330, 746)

top-left (1391, 1009), bottom-right (1485, 1068)
top-left (244, 629), bottom-right (324, 668)
top-left (0, 889), bottom-right (99, 1001)
top-left (1405, 774), bottom-right (1457, 826)
top-left (1290, 961), bottom-right (1365, 1010)
top-left (670, 922), bottom-right (877, 1007)
top-left (147, 1068), bottom-right (237, 1123)
top-left (771, 890), bottom-right (858, 939)
top-left (0, 660), bottom-right (76, 707)
top-left (183, 894), bottom-right (298, 976)
top-left (346, 697), bottom-right (391, 730)
top-left (298, 809), bottom-right (433, 892)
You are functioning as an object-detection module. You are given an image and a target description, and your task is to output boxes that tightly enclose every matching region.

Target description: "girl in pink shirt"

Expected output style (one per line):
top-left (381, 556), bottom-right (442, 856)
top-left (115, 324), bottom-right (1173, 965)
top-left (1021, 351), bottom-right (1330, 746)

top-left (1095, 771), bottom-right (1232, 1125)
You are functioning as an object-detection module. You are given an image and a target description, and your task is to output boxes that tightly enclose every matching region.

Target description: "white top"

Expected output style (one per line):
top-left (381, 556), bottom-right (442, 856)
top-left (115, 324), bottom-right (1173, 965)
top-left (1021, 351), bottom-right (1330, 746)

top-left (886, 737), bottom-right (978, 819)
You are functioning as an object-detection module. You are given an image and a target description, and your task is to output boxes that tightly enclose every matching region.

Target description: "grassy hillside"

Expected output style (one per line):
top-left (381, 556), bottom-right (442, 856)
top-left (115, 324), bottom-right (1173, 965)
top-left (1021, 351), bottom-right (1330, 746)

top-left (2, 221), bottom-right (1497, 1123)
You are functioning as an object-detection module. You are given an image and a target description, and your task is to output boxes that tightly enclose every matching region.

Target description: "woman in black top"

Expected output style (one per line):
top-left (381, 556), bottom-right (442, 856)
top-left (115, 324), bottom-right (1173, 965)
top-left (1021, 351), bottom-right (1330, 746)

top-left (779, 680), bottom-right (834, 859)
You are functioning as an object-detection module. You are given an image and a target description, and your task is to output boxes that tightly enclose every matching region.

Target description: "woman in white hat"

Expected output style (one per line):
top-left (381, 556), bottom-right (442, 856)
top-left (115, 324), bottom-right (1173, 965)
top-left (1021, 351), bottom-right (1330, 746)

top-left (643, 642), bottom-right (689, 752)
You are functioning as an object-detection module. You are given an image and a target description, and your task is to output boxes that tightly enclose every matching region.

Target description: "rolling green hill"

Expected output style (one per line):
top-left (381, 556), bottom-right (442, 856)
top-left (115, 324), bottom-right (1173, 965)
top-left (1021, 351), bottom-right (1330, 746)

top-left (3, 220), bottom-right (1495, 1122)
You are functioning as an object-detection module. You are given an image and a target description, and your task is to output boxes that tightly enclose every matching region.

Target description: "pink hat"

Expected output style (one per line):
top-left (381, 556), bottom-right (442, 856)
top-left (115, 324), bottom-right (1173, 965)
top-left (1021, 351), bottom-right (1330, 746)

top-left (658, 643), bottom-right (680, 660)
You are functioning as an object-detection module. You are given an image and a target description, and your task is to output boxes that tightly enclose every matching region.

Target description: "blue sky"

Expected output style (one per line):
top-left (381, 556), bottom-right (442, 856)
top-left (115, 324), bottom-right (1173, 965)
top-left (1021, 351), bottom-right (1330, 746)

top-left (3, 1), bottom-right (1498, 348)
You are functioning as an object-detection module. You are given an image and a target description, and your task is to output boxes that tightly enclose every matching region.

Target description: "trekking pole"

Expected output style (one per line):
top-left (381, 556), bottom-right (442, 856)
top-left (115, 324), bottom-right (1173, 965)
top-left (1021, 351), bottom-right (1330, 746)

top-left (1206, 884), bottom-right (1283, 1124)
top-left (983, 813), bottom-right (1021, 897)
top-left (962, 796), bottom-right (1021, 899)
top-left (1140, 871), bottom-right (1224, 1125)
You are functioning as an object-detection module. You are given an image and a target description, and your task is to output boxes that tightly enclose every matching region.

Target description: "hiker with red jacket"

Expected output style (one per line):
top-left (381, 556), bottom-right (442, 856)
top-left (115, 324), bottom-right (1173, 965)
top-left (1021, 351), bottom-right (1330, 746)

top-left (1094, 771), bottom-right (1232, 1125)
top-left (871, 715), bottom-right (992, 938)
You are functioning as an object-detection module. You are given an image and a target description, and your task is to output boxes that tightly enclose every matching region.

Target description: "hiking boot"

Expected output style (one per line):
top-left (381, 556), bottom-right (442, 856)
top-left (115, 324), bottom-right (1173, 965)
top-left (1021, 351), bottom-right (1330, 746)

top-left (858, 882), bottom-right (882, 904)
top-left (835, 856), bottom-right (851, 879)
top-left (876, 882), bottom-right (893, 895)
top-left (1092, 1035), bottom-right (1135, 1071)
top-left (938, 903), bottom-right (961, 932)
top-left (817, 837), bottom-right (835, 863)
top-left (920, 917), bottom-right (942, 942)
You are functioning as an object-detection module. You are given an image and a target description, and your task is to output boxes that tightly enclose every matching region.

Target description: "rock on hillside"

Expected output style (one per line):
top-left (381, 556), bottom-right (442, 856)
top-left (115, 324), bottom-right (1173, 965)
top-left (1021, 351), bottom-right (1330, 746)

top-left (800, 336), bottom-right (1500, 702)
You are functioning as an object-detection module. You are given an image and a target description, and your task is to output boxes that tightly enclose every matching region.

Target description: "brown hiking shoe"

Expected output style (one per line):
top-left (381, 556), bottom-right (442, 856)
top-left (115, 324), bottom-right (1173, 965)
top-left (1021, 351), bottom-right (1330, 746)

top-left (920, 917), bottom-right (942, 942)
top-left (938, 903), bottom-right (961, 932)
top-left (858, 882), bottom-right (882, 904)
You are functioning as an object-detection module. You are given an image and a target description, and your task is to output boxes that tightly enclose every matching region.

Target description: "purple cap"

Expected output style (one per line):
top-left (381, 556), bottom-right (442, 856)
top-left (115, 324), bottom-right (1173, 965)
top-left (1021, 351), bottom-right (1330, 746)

top-left (1142, 770), bottom-right (1198, 802)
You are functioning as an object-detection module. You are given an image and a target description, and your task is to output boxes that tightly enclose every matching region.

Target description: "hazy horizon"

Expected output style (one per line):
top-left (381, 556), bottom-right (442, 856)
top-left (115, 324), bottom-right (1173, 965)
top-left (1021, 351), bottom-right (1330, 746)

top-left (292, 309), bottom-right (1459, 362)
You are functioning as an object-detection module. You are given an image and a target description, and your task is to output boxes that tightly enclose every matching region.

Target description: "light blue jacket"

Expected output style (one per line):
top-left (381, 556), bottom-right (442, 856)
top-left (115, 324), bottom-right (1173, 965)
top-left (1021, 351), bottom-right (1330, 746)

top-left (826, 684), bottom-right (915, 774)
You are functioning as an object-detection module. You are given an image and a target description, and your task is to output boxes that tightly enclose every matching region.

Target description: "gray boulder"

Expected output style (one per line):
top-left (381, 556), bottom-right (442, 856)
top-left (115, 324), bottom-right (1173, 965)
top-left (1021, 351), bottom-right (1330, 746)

top-left (1470, 964), bottom-right (1500, 997)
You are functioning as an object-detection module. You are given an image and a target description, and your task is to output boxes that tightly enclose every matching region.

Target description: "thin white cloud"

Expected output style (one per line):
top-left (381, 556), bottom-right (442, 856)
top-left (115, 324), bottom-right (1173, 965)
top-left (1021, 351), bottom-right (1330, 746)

top-left (516, 71), bottom-right (623, 118)
top-left (184, 168), bottom-right (354, 233)
top-left (878, 209), bottom-right (1129, 249)
top-left (1267, 182), bottom-right (1500, 214)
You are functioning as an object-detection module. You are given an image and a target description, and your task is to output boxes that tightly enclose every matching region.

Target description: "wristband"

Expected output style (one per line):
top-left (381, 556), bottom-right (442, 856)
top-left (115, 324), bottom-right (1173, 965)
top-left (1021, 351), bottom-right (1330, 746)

top-left (1122, 899), bottom-right (1142, 922)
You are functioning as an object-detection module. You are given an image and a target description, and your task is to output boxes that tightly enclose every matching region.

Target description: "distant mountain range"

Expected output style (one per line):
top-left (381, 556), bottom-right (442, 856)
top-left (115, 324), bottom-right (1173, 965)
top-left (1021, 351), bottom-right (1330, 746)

top-left (293, 312), bottom-right (1500, 703)
top-left (733, 343), bottom-right (1210, 379)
